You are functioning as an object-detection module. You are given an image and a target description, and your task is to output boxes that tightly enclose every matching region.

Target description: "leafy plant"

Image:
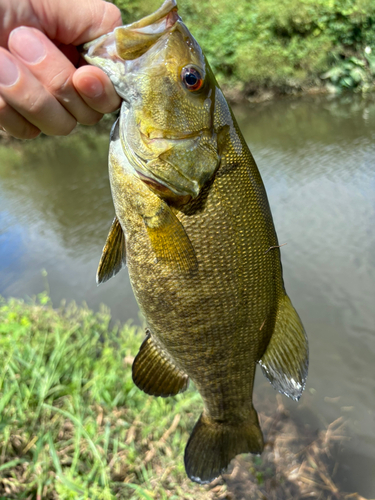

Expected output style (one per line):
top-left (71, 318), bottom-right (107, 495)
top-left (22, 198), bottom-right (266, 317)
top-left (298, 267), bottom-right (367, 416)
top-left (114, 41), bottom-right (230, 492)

top-left (108, 0), bottom-right (375, 96)
top-left (322, 51), bottom-right (375, 92)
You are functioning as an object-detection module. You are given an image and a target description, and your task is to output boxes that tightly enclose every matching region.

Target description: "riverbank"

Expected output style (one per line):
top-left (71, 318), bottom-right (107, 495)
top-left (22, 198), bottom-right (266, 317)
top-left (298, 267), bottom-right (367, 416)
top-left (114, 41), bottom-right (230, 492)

top-left (0, 295), bottom-right (369, 499)
top-left (111, 0), bottom-right (375, 100)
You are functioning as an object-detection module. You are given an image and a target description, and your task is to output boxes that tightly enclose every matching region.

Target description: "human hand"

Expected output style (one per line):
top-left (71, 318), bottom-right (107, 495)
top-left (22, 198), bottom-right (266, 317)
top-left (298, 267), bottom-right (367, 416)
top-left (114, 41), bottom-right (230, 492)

top-left (0, 0), bottom-right (122, 139)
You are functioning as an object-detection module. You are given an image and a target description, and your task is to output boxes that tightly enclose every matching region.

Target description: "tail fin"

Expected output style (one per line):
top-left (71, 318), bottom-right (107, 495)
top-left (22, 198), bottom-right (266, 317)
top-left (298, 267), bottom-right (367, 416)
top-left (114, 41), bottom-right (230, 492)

top-left (184, 410), bottom-right (264, 484)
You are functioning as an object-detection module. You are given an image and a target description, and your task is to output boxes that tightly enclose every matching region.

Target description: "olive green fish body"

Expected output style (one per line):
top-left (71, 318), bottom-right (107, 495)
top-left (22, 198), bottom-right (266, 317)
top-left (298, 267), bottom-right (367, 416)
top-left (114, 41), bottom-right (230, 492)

top-left (83, 0), bottom-right (308, 484)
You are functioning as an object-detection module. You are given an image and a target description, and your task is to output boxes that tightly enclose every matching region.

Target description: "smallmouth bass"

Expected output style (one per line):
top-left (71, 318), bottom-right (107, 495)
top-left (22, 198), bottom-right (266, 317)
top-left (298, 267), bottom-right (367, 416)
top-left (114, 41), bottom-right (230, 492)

top-left (82, 0), bottom-right (308, 484)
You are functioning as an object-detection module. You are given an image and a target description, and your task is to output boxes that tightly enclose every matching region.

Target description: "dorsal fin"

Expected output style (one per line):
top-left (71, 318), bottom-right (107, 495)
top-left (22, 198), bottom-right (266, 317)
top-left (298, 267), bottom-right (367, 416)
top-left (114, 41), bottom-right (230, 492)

top-left (132, 331), bottom-right (189, 397)
top-left (96, 217), bottom-right (126, 285)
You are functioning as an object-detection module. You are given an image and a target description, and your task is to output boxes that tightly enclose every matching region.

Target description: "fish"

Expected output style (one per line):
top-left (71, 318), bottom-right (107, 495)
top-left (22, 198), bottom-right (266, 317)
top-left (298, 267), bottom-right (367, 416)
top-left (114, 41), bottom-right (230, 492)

top-left (82, 0), bottom-right (308, 484)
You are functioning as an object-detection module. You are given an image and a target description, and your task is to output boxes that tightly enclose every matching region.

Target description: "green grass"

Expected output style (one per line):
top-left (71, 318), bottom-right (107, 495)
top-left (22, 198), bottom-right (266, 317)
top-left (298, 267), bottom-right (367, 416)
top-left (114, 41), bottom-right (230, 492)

top-left (0, 294), bottom-right (209, 499)
top-left (0, 296), bottom-right (369, 499)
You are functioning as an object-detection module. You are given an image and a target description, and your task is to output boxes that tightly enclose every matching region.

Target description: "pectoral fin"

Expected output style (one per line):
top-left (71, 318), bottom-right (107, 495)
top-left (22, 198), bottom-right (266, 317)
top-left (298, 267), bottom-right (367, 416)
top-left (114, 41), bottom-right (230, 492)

top-left (259, 294), bottom-right (308, 401)
top-left (96, 217), bottom-right (126, 285)
top-left (144, 204), bottom-right (198, 273)
top-left (132, 331), bottom-right (189, 397)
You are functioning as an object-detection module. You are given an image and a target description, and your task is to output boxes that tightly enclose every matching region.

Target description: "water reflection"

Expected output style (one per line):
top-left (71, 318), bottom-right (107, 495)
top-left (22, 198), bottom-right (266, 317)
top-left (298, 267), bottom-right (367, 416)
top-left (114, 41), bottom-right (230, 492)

top-left (0, 132), bottom-right (139, 322)
top-left (0, 95), bottom-right (374, 496)
top-left (233, 96), bottom-right (375, 497)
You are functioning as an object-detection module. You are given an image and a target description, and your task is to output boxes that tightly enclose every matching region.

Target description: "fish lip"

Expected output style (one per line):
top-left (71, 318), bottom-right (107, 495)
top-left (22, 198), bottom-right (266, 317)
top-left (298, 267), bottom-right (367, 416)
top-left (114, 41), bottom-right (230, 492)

top-left (81, 32), bottom-right (120, 63)
top-left (135, 167), bottom-right (195, 197)
top-left (140, 130), bottom-right (199, 142)
top-left (121, 0), bottom-right (179, 33)
top-left (126, 7), bottom-right (180, 35)
top-left (135, 170), bottom-right (173, 192)
top-left (140, 128), bottom-right (212, 142)
top-left (135, 128), bottom-right (214, 197)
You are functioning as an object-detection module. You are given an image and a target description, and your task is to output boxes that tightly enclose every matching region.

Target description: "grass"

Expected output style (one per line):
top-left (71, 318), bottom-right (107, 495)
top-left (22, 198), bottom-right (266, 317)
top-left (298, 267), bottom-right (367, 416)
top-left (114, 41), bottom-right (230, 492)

top-left (0, 295), bottom-right (371, 499)
top-left (0, 294), bottom-right (204, 499)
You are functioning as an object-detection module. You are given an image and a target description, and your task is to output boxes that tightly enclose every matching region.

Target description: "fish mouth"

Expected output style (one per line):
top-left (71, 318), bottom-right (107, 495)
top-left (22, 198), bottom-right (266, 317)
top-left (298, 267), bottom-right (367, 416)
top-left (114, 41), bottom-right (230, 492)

top-left (118, 106), bottom-right (204, 199)
top-left (135, 130), bottom-right (214, 198)
top-left (136, 170), bottom-right (178, 194)
top-left (136, 171), bottom-right (193, 207)
top-left (135, 164), bottom-right (199, 198)
top-left (82, 0), bottom-right (180, 64)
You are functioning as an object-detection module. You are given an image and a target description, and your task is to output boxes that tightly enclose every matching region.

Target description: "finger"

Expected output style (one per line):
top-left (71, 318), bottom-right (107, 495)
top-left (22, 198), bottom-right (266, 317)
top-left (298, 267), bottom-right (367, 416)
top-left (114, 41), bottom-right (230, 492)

top-left (73, 66), bottom-right (121, 114)
top-left (0, 1), bottom-right (122, 52)
top-left (8, 27), bottom-right (103, 126)
top-left (34, 1), bottom-right (123, 45)
top-left (0, 96), bottom-right (40, 139)
top-left (0, 47), bottom-right (76, 136)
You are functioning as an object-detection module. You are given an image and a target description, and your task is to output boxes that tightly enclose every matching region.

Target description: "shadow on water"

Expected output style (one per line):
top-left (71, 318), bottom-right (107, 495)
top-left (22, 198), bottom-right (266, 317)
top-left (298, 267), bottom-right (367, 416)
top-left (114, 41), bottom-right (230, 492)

top-left (0, 95), bottom-right (374, 497)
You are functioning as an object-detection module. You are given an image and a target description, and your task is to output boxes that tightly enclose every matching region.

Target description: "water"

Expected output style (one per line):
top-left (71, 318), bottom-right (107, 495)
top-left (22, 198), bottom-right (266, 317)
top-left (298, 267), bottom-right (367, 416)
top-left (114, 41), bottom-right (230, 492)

top-left (0, 96), bottom-right (374, 496)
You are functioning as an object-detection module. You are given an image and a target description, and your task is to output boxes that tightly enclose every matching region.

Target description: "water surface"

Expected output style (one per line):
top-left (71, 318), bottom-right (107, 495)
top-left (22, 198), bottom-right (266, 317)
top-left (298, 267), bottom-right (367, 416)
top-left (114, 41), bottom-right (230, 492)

top-left (0, 96), bottom-right (374, 496)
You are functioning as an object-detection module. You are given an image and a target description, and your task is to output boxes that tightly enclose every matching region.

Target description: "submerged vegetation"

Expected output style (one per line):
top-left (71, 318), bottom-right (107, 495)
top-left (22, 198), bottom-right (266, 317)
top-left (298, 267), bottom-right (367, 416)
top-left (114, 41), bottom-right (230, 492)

top-left (111, 0), bottom-right (375, 98)
top-left (0, 295), bottom-right (370, 499)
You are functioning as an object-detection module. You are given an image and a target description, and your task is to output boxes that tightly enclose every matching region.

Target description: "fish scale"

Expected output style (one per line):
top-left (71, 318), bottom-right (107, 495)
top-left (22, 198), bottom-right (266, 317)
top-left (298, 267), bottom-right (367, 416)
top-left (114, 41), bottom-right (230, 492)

top-left (83, 0), bottom-right (308, 484)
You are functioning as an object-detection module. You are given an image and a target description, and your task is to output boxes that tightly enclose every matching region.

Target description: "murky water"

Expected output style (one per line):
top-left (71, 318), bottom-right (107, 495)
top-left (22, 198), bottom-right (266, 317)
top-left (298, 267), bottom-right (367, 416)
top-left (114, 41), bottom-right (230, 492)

top-left (1, 96), bottom-right (374, 496)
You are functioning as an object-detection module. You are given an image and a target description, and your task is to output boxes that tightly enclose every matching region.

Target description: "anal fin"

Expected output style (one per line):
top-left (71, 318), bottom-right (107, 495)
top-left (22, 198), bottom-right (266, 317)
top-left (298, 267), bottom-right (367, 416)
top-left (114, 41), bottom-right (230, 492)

top-left (259, 294), bottom-right (308, 401)
top-left (132, 332), bottom-right (189, 397)
top-left (96, 217), bottom-right (126, 285)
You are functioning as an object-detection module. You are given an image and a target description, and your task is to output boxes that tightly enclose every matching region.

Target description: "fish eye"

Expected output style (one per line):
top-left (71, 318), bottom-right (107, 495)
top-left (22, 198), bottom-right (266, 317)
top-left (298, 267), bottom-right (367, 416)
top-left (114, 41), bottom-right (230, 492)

top-left (181, 66), bottom-right (203, 91)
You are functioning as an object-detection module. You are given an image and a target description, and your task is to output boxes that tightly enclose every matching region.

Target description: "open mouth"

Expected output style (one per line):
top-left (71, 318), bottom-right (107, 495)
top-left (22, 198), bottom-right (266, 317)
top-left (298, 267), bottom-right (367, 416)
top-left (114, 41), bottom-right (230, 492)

top-left (82, 0), bottom-right (180, 63)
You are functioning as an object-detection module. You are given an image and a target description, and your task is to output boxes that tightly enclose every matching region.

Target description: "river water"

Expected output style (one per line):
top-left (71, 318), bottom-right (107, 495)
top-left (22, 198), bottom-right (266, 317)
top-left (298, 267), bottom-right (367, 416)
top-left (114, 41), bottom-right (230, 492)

top-left (0, 96), bottom-right (374, 496)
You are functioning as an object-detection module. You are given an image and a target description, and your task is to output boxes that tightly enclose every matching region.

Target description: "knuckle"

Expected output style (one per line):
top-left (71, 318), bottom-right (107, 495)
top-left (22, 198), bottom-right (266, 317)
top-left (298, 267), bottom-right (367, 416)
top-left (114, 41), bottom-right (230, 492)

top-left (26, 91), bottom-right (47, 116)
top-left (48, 69), bottom-right (72, 95)
top-left (46, 71), bottom-right (101, 128)
top-left (99, 3), bottom-right (122, 32)
top-left (24, 93), bottom-right (77, 136)
top-left (107, 4), bottom-right (122, 25)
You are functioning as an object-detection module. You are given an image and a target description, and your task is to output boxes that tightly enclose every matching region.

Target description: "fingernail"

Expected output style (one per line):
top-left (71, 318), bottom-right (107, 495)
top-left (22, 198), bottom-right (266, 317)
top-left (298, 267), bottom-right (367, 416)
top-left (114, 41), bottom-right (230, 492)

top-left (9, 27), bottom-right (46, 64)
top-left (0, 51), bottom-right (19, 86)
top-left (78, 75), bottom-right (104, 98)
